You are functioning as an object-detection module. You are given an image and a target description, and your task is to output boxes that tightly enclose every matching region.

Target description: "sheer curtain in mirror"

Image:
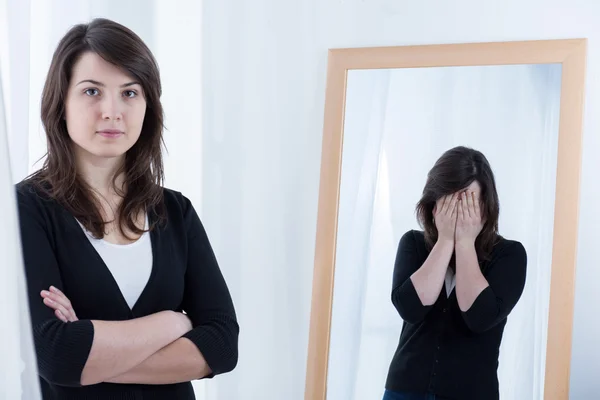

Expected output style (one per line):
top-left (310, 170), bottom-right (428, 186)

top-left (328, 64), bottom-right (561, 400)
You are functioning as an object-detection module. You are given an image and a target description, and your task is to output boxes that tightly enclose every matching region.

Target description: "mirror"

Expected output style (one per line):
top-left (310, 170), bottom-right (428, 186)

top-left (306, 40), bottom-right (586, 400)
top-left (330, 64), bottom-right (560, 400)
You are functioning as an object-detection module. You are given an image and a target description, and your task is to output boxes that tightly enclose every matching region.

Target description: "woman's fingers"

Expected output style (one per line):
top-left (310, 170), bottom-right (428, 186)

top-left (438, 191), bottom-right (481, 222)
top-left (43, 297), bottom-right (73, 322)
top-left (41, 289), bottom-right (71, 312)
top-left (472, 192), bottom-right (481, 218)
top-left (41, 287), bottom-right (77, 321)
top-left (464, 191), bottom-right (473, 217)
top-left (435, 195), bottom-right (449, 219)
top-left (451, 199), bottom-right (458, 217)
top-left (458, 195), bottom-right (466, 221)
top-left (434, 198), bottom-right (442, 217)
top-left (49, 286), bottom-right (65, 297)
top-left (54, 309), bottom-right (69, 323)
top-left (49, 286), bottom-right (72, 307)
top-left (439, 195), bottom-right (449, 215)
top-left (447, 193), bottom-right (459, 216)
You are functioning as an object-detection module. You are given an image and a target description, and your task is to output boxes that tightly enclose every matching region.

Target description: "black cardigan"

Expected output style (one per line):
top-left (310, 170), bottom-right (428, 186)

top-left (16, 180), bottom-right (238, 399)
top-left (385, 230), bottom-right (527, 400)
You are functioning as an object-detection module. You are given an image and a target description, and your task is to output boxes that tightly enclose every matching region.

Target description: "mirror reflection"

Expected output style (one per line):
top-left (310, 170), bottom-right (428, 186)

top-left (328, 64), bottom-right (562, 400)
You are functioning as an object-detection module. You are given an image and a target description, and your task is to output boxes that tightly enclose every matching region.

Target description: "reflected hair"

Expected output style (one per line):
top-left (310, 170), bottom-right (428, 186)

top-left (27, 17), bottom-right (166, 239)
top-left (415, 146), bottom-right (501, 263)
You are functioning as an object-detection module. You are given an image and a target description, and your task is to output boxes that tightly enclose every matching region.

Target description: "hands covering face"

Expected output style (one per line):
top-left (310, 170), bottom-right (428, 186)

top-left (433, 190), bottom-right (484, 244)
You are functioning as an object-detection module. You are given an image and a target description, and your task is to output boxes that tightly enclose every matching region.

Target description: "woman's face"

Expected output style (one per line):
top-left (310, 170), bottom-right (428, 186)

top-left (64, 51), bottom-right (146, 164)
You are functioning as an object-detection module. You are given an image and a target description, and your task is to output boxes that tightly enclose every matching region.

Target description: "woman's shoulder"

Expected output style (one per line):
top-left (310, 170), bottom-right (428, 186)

top-left (494, 236), bottom-right (526, 254)
top-left (158, 188), bottom-right (207, 236)
top-left (398, 229), bottom-right (427, 248)
top-left (491, 236), bottom-right (527, 264)
top-left (13, 179), bottom-right (61, 233)
top-left (400, 229), bottom-right (425, 241)
top-left (160, 187), bottom-right (192, 210)
top-left (159, 187), bottom-right (200, 222)
top-left (15, 177), bottom-right (54, 207)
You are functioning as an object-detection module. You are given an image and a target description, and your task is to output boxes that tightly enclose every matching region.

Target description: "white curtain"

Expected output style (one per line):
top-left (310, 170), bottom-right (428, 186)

top-left (329, 64), bottom-right (562, 400)
top-left (0, 56), bottom-right (42, 400)
top-left (0, 1), bottom-right (41, 398)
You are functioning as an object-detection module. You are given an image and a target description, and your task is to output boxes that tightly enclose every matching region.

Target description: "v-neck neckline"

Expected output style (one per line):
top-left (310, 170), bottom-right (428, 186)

top-left (68, 210), bottom-right (160, 318)
top-left (444, 268), bottom-right (456, 299)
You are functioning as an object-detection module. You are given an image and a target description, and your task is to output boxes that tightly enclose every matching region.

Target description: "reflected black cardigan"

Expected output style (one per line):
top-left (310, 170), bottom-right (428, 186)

top-left (385, 230), bottom-right (527, 400)
top-left (16, 180), bottom-right (238, 400)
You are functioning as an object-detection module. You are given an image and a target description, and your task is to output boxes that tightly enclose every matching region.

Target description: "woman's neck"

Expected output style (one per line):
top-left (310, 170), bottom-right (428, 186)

top-left (75, 152), bottom-right (126, 197)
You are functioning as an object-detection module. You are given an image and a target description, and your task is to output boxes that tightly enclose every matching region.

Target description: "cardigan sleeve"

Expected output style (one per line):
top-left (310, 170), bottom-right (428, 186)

top-left (16, 187), bottom-right (95, 386)
top-left (180, 195), bottom-right (239, 377)
top-left (390, 230), bottom-right (433, 324)
top-left (461, 241), bottom-right (527, 333)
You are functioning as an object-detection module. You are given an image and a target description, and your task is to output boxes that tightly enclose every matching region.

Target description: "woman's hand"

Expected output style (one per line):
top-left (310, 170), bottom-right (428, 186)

top-left (175, 312), bottom-right (193, 333)
top-left (41, 286), bottom-right (78, 322)
top-left (455, 190), bottom-right (484, 245)
top-left (433, 193), bottom-right (459, 242)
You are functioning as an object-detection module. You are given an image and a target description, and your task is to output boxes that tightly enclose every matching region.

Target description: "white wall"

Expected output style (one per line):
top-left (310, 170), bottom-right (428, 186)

top-left (203, 0), bottom-right (600, 399)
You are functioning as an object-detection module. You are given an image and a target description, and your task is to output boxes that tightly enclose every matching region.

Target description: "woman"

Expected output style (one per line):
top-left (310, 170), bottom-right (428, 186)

top-left (383, 146), bottom-right (527, 400)
top-left (16, 18), bottom-right (238, 399)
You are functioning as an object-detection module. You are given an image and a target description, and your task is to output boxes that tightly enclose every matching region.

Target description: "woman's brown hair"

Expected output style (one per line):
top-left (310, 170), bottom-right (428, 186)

top-left (28, 17), bottom-right (166, 239)
top-left (416, 146), bottom-right (501, 263)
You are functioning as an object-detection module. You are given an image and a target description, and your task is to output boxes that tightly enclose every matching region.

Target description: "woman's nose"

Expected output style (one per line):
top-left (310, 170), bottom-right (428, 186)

top-left (101, 96), bottom-right (123, 121)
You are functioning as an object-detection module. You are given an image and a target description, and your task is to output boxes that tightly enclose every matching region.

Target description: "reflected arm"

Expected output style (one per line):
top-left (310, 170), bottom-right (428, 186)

top-left (458, 241), bottom-right (527, 333)
top-left (391, 231), bottom-right (453, 324)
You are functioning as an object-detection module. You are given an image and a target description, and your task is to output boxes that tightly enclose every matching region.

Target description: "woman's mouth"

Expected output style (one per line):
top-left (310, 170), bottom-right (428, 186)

top-left (97, 129), bottom-right (124, 138)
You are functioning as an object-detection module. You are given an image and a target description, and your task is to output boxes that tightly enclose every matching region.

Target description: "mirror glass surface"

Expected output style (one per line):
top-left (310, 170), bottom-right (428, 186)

top-left (328, 64), bottom-right (562, 400)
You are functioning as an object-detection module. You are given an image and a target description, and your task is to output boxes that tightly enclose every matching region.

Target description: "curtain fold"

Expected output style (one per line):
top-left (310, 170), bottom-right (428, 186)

top-left (327, 69), bottom-right (391, 400)
top-left (0, 63), bottom-right (42, 400)
top-left (1, 1), bottom-right (41, 398)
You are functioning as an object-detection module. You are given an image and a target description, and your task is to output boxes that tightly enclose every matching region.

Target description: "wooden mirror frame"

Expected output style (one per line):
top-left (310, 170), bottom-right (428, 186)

top-left (305, 39), bottom-right (587, 400)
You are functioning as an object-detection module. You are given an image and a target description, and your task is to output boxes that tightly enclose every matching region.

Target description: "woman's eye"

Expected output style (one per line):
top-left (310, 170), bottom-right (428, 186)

top-left (84, 88), bottom-right (99, 96)
top-left (123, 90), bottom-right (137, 98)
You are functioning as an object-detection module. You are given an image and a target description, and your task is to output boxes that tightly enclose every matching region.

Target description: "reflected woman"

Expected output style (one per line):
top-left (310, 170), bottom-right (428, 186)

top-left (16, 18), bottom-right (238, 399)
top-left (383, 146), bottom-right (527, 400)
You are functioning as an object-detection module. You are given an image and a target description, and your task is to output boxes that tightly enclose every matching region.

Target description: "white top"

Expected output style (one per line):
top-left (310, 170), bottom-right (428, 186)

top-left (445, 267), bottom-right (456, 297)
top-left (77, 216), bottom-right (153, 309)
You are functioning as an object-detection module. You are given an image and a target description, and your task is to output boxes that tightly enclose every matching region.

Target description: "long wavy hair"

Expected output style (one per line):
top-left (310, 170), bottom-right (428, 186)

top-left (416, 146), bottom-right (501, 263)
top-left (27, 18), bottom-right (166, 239)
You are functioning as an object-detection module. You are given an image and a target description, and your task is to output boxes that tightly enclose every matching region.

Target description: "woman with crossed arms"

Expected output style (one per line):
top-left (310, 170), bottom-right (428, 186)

top-left (17, 18), bottom-right (237, 399)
